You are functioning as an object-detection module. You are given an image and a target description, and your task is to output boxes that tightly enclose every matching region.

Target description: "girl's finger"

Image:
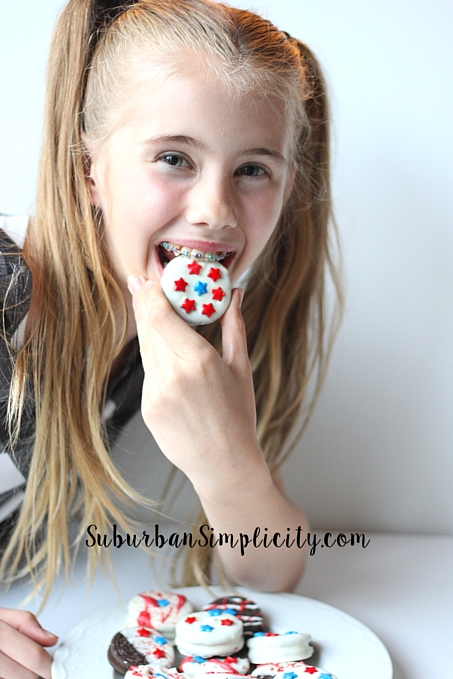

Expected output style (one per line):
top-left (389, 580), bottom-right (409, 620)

top-left (0, 620), bottom-right (54, 679)
top-left (220, 288), bottom-right (248, 370)
top-left (128, 276), bottom-right (208, 357)
top-left (0, 649), bottom-right (44, 679)
top-left (0, 608), bottom-right (57, 646)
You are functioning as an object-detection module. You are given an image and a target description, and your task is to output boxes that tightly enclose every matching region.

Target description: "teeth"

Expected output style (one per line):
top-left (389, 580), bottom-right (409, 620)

top-left (161, 241), bottom-right (229, 262)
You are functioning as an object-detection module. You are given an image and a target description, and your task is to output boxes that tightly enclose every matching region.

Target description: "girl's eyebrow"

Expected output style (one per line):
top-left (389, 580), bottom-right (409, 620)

top-left (141, 135), bottom-right (287, 164)
top-left (141, 134), bottom-right (208, 151)
top-left (242, 147), bottom-right (287, 165)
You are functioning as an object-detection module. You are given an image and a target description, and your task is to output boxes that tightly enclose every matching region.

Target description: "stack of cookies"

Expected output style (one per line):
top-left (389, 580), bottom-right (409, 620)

top-left (107, 590), bottom-right (337, 679)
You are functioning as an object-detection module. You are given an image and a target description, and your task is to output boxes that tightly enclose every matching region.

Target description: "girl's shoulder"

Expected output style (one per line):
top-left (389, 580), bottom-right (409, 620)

top-left (0, 215), bottom-right (32, 339)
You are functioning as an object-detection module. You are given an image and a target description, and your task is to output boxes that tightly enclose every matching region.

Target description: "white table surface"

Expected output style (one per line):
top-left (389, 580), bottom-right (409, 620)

top-left (1, 528), bottom-right (452, 679)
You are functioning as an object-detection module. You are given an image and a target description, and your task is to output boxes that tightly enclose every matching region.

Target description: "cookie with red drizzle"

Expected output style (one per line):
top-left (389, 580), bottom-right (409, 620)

top-left (179, 654), bottom-right (250, 678)
top-left (126, 590), bottom-right (193, 642)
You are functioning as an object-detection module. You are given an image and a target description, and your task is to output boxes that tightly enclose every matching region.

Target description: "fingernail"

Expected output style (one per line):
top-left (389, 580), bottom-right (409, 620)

top-left (127, 275), bottom-right (143, 292)
top-left (42, 629), bottom-right (58, 638)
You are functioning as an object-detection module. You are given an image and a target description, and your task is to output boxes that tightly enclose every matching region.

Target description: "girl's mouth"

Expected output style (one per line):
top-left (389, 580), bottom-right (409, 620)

top-left (157, 241), bottom-right (236, 269)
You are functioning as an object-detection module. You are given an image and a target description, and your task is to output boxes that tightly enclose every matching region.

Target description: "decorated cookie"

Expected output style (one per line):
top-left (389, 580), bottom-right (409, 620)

top-left (180, 655), bottom-right (250, 678)
top-left (126, 590), bottom-right (193, 642)
top-left (108, 627), bottom-right (175, 675)
top-left (160, 255), bottom-right (232, 325)
top-left (194, 675), bottom-right (256, 679)
top-left (202, 597), bottom-right (264, 638)
top-left (175, 611), bottom-right (244, 658)
top-left (251, 663), bottom-right (312, 678)
top-left (274, 666), bottom-right (337, 678)
top-left (246, 632), bottom-right (313, 665)
top-left (125, 669), bottom-right (184, 679)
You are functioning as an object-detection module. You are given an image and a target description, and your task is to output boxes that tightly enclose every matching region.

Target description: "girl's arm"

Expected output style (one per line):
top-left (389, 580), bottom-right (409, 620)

top-left (0, 607), bottom-right (57, 679)
top-left (129, 277), bottom-right (308, 592)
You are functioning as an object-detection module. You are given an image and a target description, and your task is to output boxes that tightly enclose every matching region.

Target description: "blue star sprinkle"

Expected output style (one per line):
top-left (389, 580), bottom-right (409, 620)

top-left (200, 624), bottom-right (214, 632)
top-left (193, 281), bottom-right (208, 296)
top-left (208, 609), bottom-right (223, 616)
top-left (193, 657), bottom-right (205, 663)
top-left (253, 632), bottom-right (265, 637)
top-left (155, 636), bottom-right (168, 645)
top-left (282, 673), bottom-right (298, 679)
top-left (157, 599), bottom-right (170, 607)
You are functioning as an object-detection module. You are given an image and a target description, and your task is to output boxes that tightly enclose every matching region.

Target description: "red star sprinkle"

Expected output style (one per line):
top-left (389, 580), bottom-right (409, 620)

top-left (212, 287), bottom-right (226, 301)
top-left (188, 261), bottom-right (202, 275)
top-left (153, 648), bottom-right (167, 658)
top-left (207, 267), bottom-right (222, 282)
top-left (174, 277), bottom-right (188, 291)
top-left (137, 628), bottom-right (151, 637)
top-left (221, 618), bottom-right (234, 626)
top-left (202, 303), bottom-right (216, 318)
top-left (181, 298), bottom-right (196, 314)
top-left (185, 616), bottom-right (197, 624)
top-left (304, 668), bottom-right (318, 675)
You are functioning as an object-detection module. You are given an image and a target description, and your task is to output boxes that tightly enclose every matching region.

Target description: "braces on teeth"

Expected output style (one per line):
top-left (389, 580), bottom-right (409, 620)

top-left (161, 241), bottom-right (229, 262)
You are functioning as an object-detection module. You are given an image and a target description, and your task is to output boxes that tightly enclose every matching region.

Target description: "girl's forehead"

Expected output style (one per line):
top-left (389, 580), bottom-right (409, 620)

top-left (116, 64), bottom-right (290, 150)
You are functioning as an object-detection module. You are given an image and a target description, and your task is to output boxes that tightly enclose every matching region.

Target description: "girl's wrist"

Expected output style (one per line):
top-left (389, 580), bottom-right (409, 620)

top-left (192, 443), bottom-right (275, 510)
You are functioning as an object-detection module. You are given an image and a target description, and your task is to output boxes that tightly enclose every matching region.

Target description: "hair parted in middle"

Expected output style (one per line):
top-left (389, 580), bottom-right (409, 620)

top-left (1, 0), bottom-right (342, 599)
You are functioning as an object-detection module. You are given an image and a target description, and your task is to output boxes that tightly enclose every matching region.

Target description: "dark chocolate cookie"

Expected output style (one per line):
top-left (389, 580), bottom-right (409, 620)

top-left (108, 627), bottom-right (175, 675)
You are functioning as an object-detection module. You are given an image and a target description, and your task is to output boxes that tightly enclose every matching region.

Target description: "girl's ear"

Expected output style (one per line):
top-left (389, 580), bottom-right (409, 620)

top-left (81, 133), bottom-right (101, 207)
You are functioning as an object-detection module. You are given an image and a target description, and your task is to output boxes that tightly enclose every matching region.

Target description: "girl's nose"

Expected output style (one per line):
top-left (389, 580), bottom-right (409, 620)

top-left (186, 173), bottom-right (238, 230)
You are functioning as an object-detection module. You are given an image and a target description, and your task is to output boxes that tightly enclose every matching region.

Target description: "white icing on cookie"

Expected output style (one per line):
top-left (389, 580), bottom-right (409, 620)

top-left (246, 632), bottom-right (313, 664)
top-left (119, 627), bottom-right (175, 668)
top-left (175, 611), bottom-right (244, 658)
top-left (126, 590), bottom-right (193, 641)
top-left (274, 666), bottom-right (337, 679)
top-left (180, 655), bottom-right (250, 678)
top-left (125, 667), bottom-right (184, 679)
top-left (251, 662), bottom-right (310, 677)
top-left (161, 258), bottom-right (232, 325)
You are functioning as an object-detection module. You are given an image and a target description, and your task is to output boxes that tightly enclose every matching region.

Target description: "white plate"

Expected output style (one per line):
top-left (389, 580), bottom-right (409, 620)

top-left (51, 586), bottom-right (392, 679)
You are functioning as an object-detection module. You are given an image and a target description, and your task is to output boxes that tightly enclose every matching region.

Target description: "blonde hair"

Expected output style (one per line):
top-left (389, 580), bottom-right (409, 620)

top-left (0, 0), bottom-right (342, 598)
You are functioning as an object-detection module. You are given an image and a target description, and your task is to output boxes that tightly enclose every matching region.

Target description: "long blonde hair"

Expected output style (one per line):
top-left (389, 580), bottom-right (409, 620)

top-left (0, 0), bottom-right (342, 598)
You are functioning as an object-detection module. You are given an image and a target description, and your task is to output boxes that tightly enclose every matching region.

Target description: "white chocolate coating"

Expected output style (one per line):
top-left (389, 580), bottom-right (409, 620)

top-left (161, 258), bottom-right (232, 325)
top-left (246, 632), bottom-right (313, 664)
top-left (251, 662), bottom-right (310, 677)
top-left (180, 655), bottom-right (250, 678)
top-left (175, 611), bottom-right (244, 658)
top-left (274, 666), bottom-right (337, 679)
top-left (125, 667), bottom-right (184, 679)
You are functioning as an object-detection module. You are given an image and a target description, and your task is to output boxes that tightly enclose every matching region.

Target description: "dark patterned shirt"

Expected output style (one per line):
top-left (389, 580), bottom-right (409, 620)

top-left (0, 221), bottom-right (144, 538)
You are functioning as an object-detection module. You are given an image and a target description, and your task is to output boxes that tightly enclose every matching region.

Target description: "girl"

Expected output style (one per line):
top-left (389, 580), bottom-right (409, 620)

top-left (0, 0), bottom-right (341, 676)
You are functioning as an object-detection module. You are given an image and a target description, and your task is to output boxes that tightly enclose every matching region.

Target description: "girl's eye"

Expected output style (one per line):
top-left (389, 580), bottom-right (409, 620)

top-left (236, 164), bottom-right (268, 177)
top-left (158, 153), bottom-right (191, 168)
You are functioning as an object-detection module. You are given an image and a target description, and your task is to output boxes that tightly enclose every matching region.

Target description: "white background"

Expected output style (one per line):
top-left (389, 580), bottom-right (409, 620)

top-left (1, 1), bottom-right (452, 535)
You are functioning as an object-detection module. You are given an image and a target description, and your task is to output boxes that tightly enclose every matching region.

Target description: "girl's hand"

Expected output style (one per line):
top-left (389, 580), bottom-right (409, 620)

top-left (0, 607), bottom-right (58, 679)
top-left (128, 276), bottom-right (268, 500)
